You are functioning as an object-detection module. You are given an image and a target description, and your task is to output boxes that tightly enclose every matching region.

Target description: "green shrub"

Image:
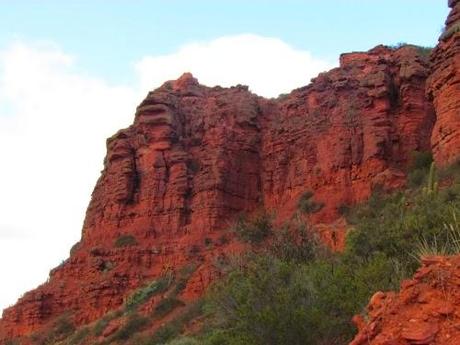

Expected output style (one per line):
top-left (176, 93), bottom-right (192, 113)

top-left (204, 255), bottom-right (357, 345)
top-left (408, 168), bottom-right (427, 188)
top-left (410, 151), bottom-right (433, 170)
top-left (114, 234), bottom-right (138, 248)
top-left (407, 151), bottom-right (433, 188)
top-left (269, 221), bottom-right (327, 264)
top-left (138, 301), bottom-right (204, 345)
top-left (93, 318), bottom-right (109, 336)
top-left (166, 337), bottom-right (201, 345)
top-left (30, 314), bottom-right (75, 345)
top-left (413, 211), bottom-right (460, 259)
top-left (174, 161), bottom-right (460, 345)
top-left (125, 274), bottom-right (173, 311)
top-left (54, 315), bottom-right (76, 338)
top-left (145, 322), bottom-right (182, 344)
top-left (68, 327), bottom-right (89, 345)
top-left (92, 310), bottom-right (122, 336)
top-left (111, 314), bottom-right (149, 342)
top-left (173, 264), bottom-right (197, 296)
top-left (297, 191), bottom-right (324, 214)
top-left (232, 212), bottom-right (273, 244)
top-left (152, 297), bottom-right (185, 319)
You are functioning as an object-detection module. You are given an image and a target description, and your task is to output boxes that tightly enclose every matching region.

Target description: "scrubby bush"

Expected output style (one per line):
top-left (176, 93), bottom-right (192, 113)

top-left (166, 336), bottom-right (201, 345)
top-left (138, 301), bottom-right (204, 345)
top-left (232, 212), bottom-right (273, 244)
top-left (297, 191), bottom-right (324, 214)
top-left (111, 313), bottom-right (149, 342)
top-left (173, 264), bottom-right (197, 296)
top-left (93, 318), bottom-right (109, 336)
top-left (269, 220), bottom-right (327, 264)
top-left (92, 310), bottom-right (122, 336)
top-left (160, 161), bottom-right (460, 345)
top-left (202, 254), bottom-right (361, 345)
top-left (145, 322), bottom-right (182, 344)
top-left (30, 314), bottom-right (75, 345)
top-left (125, 274), bottom-right (173, 311)
top-left (407, 151), bottom-right (432, 188)
top-left (68, 327), bottom-right (89, 345)
top-left (152, 297), bottom-right (184, 319)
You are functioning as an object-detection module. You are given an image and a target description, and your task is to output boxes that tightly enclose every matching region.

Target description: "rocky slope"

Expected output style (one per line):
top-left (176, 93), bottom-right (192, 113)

top-left (350, 256), bottom-right (460, 345)
top-left (1, 1), bottom-right (460, 342)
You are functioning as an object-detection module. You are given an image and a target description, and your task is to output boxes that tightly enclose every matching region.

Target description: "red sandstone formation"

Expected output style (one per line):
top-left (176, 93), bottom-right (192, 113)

top-left (428, 0), bottom-right (460, 166)
top-left (350, 255), bottom-right (460, 345)
top-left (0, 44), bottom-right (436, 342)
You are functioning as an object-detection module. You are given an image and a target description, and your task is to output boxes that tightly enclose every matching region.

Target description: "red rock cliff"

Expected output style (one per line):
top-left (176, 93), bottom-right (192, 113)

top-left (0, 45), bottom-right (436, 341)
top-left (428, 0), bottom-right (460, 166)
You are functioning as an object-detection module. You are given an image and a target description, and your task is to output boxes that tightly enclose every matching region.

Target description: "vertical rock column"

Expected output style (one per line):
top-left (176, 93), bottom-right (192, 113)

top-left (428, 0), bottom-right (460, 166)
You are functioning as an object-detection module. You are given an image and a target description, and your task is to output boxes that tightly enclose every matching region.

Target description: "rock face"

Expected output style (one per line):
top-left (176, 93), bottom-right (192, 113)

top-left (0, 45), bottom-right (437, 341)
top-left (350, 255), bottom-right (460, 345)
top-left (428, 0), bottom-right (460, 166)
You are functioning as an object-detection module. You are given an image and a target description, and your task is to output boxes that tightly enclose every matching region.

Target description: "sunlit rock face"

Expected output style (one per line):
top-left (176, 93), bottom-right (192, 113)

top-left (0, 43), bottom-right (439, 341)
top-left (428, 0), bottom-right (460, 166)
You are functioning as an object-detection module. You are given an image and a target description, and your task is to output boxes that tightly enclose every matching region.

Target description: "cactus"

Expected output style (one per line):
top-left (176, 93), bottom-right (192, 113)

top-left (423, 162), bottom-right (438, 196)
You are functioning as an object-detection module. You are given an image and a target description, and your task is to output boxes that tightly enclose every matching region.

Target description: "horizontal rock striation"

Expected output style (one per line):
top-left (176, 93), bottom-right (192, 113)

top-left (0, 45), bottom-right (438, 341)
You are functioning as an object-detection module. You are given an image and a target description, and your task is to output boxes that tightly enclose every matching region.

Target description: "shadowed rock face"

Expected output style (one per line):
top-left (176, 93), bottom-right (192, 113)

top-left (428, 0), bottom-right (460, 166)
top-left (0, 45), bottom-right (437, 341)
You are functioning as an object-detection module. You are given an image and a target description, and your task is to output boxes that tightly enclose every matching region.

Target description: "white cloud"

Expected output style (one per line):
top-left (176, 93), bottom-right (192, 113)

top-left (0, 36), bottom-right (333, 313)
top-left (136, 34), bottom-right (335, 98)
top-left (0, 42), bottom-right (140, 313)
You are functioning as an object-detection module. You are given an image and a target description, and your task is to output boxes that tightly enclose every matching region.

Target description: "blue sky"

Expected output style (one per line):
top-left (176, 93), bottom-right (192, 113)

top-left (0, 1), bottom-right (450, 313)
top-left (0, 1), bottom-right (449, 84)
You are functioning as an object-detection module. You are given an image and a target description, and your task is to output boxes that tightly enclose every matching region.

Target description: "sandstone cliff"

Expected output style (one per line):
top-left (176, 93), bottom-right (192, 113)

top-left (0, 44), bottom-right (436, 341)
top-left (428, 0), bottom-right (460, 166)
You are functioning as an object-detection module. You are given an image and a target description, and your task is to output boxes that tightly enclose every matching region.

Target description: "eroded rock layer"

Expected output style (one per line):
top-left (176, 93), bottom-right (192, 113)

top-left (0, 45), bottom-right (437, 341)
top-left (428, 0), bottom-right (460, 166)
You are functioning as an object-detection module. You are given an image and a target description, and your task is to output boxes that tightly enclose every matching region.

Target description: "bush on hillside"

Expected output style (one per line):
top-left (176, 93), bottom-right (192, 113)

top-left (297, 191), bottom-right (324, 214)
top-left (124, 273), bottom-right (174, 311)
top-left (232, 212), bottom-right (273, 244)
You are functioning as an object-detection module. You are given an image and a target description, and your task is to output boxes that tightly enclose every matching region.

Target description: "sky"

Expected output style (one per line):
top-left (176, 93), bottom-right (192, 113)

top-left (0, 1), bottom-right (450, 313)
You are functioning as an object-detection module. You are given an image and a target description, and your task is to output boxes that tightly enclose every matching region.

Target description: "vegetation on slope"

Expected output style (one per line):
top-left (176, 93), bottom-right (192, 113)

top-left (159, 156), bottom-right (460, 345)
top-left (26, 155), bottom-right (460, 345)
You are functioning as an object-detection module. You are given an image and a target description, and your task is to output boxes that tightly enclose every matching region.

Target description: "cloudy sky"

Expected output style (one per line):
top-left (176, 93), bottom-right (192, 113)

top-left (0, 1), bottom-right (449, 313)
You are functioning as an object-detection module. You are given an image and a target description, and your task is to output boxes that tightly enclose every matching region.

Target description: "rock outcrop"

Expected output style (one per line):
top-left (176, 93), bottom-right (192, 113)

top-left (350, 255), bottom-right (460, 345)
top-left (0, 45), bottom-right (436, 342)
top-left (428, 0), bottom-right (460, 166)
